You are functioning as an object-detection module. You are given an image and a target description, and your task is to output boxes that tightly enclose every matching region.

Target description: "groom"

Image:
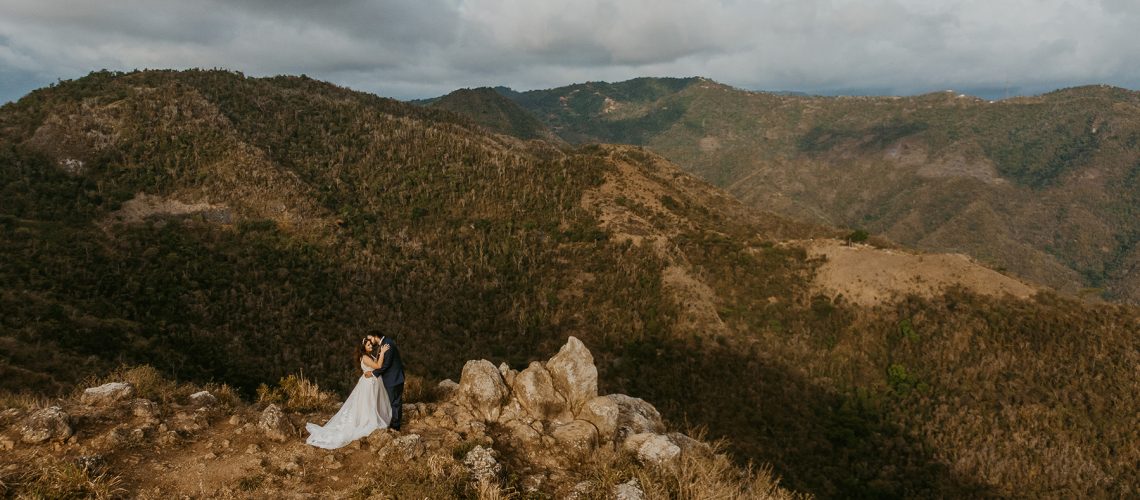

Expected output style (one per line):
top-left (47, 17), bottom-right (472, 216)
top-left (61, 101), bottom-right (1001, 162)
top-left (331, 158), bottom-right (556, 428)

top-left (364, 331), bottom-right (405, 431)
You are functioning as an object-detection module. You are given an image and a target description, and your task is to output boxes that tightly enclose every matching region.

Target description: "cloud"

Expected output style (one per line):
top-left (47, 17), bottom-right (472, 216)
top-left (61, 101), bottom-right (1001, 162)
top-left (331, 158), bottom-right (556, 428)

top-left (1, 0), bottom-right (1138, 103)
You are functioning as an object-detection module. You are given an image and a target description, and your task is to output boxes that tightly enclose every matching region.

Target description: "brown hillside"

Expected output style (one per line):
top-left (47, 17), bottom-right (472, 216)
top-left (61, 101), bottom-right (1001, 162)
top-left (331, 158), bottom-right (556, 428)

top-left (2, 70), bottom-right (1138, 498)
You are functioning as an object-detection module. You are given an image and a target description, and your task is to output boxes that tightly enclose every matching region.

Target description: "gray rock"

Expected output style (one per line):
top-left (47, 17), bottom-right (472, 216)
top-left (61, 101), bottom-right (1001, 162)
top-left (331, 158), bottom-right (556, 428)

top-left (189, 390), bottom-right (217, 407)
top-left (498, 362), bottom-right (518, 388)
top-left (437, 379), bottom-right (459, 397)
top-left (82, 382), bottom-right (136, 406)
top-left (608, 394), bottom-right (665, 441)
top-left (502, 419), bottom-right (543, 443)
top-left (130, 399), bottom-right (160, 419)
top-left (579, 395), bottom-right (619, 442)
top-left (463, 445), bottom-right (502, 483)
top-left (614, 478), bottom-right (646, 500)
top-left (20, 406), bottom-right (73, 444)
top-left (258, 404), bottom-right (293, 442)
top-left (383, 433), bottom-right (425, 460)
top-left (170, 410), bottom-right (208, 434)
top-left (551, 420), bottom-right (599, 451)
top-left (512, 361), bottom-right (567, 421)
top-left (623, 433), bottom-right (681, 466)
top-left (545, 337), bottom-right (598, 415)
top-left (667, 432), bottom-right (711, 455)
top-left (457, 360), bottom-right (509, 422)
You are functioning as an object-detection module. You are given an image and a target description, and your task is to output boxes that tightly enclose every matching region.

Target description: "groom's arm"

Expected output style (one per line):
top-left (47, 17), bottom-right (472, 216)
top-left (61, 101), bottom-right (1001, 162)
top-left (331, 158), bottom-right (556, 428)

top-left (372, 342), bottom-right (394, 377)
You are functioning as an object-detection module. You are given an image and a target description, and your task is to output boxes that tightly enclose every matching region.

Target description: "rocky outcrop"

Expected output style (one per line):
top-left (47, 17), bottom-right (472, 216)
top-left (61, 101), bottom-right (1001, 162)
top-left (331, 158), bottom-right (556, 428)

top-left (81, 382), bottom-right (136, 406)
top-left (20, 406), bottom-right (73, 444)
top-left (0, 336), bottom-right (753, 499)
top-left (428, 336), bottom-right (691, 469)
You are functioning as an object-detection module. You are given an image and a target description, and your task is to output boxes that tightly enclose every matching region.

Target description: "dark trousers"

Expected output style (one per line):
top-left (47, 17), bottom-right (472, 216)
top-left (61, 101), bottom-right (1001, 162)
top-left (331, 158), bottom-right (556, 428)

top-left (387, 383), bottom-right (404, 430)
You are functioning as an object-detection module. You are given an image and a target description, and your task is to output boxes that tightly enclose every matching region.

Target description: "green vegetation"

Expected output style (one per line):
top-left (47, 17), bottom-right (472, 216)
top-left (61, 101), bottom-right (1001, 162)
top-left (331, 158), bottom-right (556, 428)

top-left (425, 87), bottom-right (555, 141)
top-left (499, 79), bottom-right (1140, 305)
top-left (1, 71), bottom-right (1138, 498)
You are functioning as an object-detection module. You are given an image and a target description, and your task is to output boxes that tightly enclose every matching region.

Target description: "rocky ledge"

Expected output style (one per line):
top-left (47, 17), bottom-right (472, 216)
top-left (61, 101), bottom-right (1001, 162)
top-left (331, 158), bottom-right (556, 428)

top-left (0, 337), bottom-right (799, 499)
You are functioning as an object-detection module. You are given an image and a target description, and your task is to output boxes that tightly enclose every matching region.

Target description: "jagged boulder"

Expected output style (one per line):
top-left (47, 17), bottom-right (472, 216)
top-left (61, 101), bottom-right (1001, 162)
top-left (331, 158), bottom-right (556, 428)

top-left (512, 361), bottom-right (567, 421)
top-left (81, 382), bottom-right (136, 406)
top-left (457, 360), bottom-right (509, 422)
top-left (499, 362), bottom-right (518, 388)
top-left (258, 404), bottom-right (294, 442)
top-left (545, 337), bottom-right (598, 415)
top-left (463, 445), bottom-right (502, 483)
top-left (609, 394), bottom-right (665, 440)
top-left (623, 433), bottom-right (681, 466)
top-left (579, 395), bottom-right (620, 442)
top-left (21, 406), bottom-right (73, 444)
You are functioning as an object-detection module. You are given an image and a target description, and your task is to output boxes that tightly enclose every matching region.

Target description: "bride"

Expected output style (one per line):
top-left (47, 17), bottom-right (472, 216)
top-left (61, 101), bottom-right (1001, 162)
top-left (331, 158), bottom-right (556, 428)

top-left (305, 337), bottom-right (392, 449)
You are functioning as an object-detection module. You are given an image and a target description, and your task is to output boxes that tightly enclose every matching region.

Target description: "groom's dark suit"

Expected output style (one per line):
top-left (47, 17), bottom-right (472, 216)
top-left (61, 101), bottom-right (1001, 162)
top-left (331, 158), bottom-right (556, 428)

top-left (371, 336), bottom-right (405, 430)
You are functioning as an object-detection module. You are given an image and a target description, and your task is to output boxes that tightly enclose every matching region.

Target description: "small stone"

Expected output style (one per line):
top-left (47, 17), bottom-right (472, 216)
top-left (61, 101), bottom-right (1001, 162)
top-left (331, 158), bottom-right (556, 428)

top-left (1, 437), bottom-right (15, 450)
top-left (614, 478), bottom-right (645, 500)
top-left (381, 434), bottom-right (424, 460)
top-left (203, 452), bottom-right (217, 460)
top-left (189, 391), bottom-right (217, 407)
top-left (82, 382), bottom-right (136, 406)
top-left (623, 433), bottom-right (680, 466)
top-left (521, 474), bottom-right (545, 493)
top-left (258, 404), bottom-right (294, 442)
top-left (20, 406), bottom-right (73, 444)
top-left (229, 415), bottom-right (243, 426)
top-left (462, 445), bottom-right (502, 484)
top-left (246, 444), bottom-right (261, 455)
top-left (131, 399), bottom-right (159, 419)
top-left (74, 455), bottom-right (106, 474)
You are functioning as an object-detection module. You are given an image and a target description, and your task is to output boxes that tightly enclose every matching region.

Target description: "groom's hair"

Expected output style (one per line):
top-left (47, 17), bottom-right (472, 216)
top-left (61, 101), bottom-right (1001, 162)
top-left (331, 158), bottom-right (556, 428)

top-left (368, 329), bottom-right (391, 340)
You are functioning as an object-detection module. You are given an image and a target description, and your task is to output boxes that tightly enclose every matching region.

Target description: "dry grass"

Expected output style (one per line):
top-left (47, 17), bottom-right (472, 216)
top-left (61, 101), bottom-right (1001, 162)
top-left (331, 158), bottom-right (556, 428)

top-left (256, 373), bottom-right (337, 412)
top-left (0, 454), bottom-right (126, 499)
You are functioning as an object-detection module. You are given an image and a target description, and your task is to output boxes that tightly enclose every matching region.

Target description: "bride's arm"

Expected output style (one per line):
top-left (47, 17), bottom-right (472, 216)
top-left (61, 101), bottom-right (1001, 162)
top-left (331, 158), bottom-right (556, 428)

top-left (361, 355), bottom-right (382, 369)
top-left (361, 345), bottom-right (390, 370)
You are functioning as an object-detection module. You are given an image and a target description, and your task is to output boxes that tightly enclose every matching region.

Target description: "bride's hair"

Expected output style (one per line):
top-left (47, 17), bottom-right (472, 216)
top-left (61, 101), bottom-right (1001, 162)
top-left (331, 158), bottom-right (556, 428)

top-left (354, 337), bottom-right (373, 362)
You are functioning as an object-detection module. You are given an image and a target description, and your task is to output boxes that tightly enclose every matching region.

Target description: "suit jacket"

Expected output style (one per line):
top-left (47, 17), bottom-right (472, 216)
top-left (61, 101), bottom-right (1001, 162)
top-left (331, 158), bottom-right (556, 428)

top-left (372, 336), bottom-right (405, 387)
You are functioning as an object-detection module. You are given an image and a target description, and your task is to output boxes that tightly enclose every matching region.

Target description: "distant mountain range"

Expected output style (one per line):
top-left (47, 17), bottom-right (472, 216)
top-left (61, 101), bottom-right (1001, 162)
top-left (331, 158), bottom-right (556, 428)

top-left (2, 70), bottom-right (1138, 498)
top-left (437, 78), bottom-right (1140, 304)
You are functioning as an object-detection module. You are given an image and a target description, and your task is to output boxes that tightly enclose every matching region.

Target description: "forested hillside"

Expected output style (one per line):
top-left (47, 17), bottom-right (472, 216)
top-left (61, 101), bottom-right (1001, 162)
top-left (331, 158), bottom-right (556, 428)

top-left (499, 79), bottom-right (1140, 304)
top-left (2, 70), bottom-right (1137, 498)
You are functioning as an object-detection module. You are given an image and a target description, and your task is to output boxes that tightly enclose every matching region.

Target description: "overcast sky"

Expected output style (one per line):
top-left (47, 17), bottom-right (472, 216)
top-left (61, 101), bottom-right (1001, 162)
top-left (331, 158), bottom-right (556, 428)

top-left (2, 0), bottom-right (1138, 103)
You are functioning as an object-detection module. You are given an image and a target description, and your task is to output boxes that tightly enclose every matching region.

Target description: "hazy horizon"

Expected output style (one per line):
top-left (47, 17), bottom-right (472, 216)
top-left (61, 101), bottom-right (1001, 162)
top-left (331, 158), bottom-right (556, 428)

top-left (3, 1), bottom-right (1139, 104)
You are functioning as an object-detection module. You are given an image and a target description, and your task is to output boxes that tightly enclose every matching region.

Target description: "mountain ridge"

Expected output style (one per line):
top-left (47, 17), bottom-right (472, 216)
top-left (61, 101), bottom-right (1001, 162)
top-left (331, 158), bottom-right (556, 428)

top-left (490, 76), bottom-right (1140, 304)
top-left (2, 70), bottom-right (1138, 498)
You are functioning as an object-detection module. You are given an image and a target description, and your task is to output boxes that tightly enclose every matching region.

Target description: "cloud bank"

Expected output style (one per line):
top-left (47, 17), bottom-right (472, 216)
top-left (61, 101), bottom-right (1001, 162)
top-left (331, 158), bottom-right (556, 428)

top-left (1, 0), bottom-right (1138, 102)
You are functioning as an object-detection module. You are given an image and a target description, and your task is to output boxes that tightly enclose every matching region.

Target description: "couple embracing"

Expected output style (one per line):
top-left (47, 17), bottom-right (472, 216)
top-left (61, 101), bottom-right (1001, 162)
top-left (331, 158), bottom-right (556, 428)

top-left (305, 332), bottom-right (405, 449)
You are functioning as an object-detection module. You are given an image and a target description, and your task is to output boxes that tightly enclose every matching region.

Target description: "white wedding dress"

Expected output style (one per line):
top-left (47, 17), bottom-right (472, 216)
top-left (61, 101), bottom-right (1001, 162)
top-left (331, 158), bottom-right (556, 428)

top-left (305, 357), bottom-right (392, 449)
